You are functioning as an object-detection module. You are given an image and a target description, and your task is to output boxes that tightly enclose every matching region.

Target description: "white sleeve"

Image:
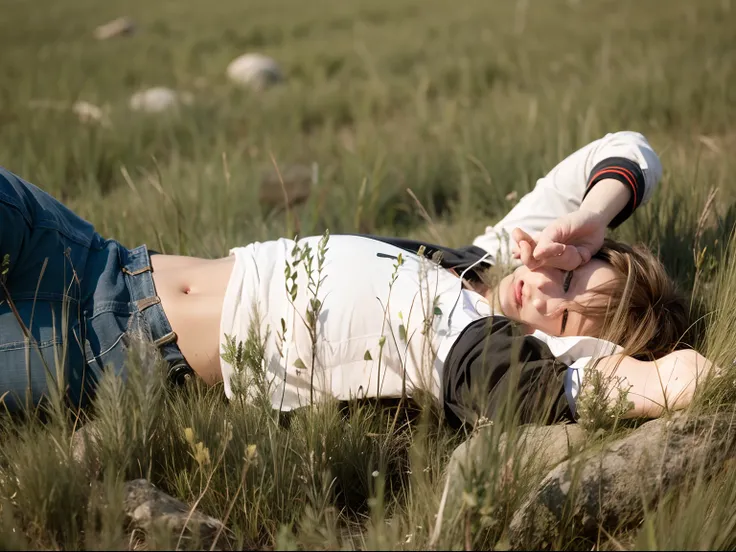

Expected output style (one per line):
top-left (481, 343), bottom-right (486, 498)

top-left (472, 131), bottom-right (663, 264)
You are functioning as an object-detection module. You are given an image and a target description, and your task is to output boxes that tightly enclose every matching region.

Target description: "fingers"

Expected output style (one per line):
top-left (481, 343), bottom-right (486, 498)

top-left (534, 243), bottom-right (591, 267)
top-left (533, 226), bottom-right (569, 260)
top-left (531, 215), bottom-right (574, 260)
top-left (512, 227), bottom-right (537, 249)
top-left (512, 227), bottom-right (539, 267)
top-left (512, 227), bottom-right (590, 271)
top-left (534, 245), bottom-right (584, 271)
top-left (578, 246), bottom-right (592, 264)
top-left (533, 241), bottom-right (565, 259)
top-left (518, 237), bottom-right (539, 270)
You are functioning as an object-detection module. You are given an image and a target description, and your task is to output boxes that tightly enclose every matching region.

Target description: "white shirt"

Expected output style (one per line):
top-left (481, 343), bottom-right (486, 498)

top-left (220, 131), bottom-right (660, 413)
top-left (220, 235), bottom-right (493, 410)
top-left (218, 235), bottom-right (625, 414)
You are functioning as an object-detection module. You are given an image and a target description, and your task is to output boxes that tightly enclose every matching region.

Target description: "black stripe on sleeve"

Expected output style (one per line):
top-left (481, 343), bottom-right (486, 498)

top-left (583, 156), bottom-right (646, 229)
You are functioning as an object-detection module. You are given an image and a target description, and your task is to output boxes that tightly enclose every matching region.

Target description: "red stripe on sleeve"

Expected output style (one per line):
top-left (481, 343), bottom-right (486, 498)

top-left (587, 167), bottom-right (639, 208)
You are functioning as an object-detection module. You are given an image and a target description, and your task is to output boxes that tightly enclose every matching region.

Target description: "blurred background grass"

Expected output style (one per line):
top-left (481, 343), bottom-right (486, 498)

top-left (2, 0), bottom-right (734, 274)
top-left (1, 0), bottom-right (736, 549)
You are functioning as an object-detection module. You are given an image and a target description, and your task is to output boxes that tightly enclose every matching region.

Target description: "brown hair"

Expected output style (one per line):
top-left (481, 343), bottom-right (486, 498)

top-left (580, 239), bottom-right (689, 360)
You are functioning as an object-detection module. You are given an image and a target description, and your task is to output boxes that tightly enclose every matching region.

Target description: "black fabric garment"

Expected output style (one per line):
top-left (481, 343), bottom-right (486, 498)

top-left (355, 234), bottom-right (491, 281)
top-left (442, 316), bottom-right (573, 430)
top-left (354, 235), bottom-right (573, 429)
top-left (584, 156), bottom-right (647, 229)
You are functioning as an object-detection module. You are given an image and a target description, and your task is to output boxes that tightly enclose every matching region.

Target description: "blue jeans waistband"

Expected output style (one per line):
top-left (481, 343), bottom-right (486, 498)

top-left (119, 245), bottom-right (192, 382)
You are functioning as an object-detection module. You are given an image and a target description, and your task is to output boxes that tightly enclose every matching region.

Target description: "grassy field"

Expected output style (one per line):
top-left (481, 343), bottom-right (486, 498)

top-left (1, 0), bottom-right (736, 548)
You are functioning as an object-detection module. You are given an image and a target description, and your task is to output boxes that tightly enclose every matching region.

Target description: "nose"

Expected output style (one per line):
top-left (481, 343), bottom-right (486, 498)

top-left (522, 269), bottom-right (558, 314)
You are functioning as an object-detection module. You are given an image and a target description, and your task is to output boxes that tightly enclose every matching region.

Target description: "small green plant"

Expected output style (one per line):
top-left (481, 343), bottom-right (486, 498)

top-left (281, 231), bottom-right (330, 405)
top-left (221, 305), bottom-right (272, 413)
top-left (575, 361), bottom-right (635, 433)
top-left (375, 250), bottom-right (404, 400)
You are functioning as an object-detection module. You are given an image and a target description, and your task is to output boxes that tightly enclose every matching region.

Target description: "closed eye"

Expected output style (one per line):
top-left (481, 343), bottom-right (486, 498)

top-left (560, 270), bottom-right (573, 334)
top-left (563, 270), bottom-right (573, 293)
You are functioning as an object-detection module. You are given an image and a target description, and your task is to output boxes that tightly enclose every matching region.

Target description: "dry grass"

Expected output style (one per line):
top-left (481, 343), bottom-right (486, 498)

top-left (1, 0), bottom-right (736, 548)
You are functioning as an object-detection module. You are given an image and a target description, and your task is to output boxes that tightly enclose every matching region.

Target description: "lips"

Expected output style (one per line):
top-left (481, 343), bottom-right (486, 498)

top-left (515, 279), bottom-right (524, 308)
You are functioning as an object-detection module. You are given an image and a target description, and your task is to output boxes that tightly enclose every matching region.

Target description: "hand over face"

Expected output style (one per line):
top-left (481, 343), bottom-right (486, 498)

top-left (512, 209), bottom-right (607, 271)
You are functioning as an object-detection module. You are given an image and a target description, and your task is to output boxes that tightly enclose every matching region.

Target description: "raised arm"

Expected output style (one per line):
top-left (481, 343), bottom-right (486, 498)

top-left (472, 131), bottom-right (663, 265)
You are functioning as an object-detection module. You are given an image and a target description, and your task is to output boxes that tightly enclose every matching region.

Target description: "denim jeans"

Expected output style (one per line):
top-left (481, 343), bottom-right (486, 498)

top-left (0, 167), bottom-right (189, 412)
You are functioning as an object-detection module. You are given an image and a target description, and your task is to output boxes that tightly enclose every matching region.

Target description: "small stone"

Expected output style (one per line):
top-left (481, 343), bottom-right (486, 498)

top-left (129, 87), bottom-right (190, 113)
top-left (259, 163), bottom-right (314, 209)
top-left (28, 99), bottom-right (111, 126)
top-left (71, 421), bottom-right (102, 476)
top-left (226, 53), bottom-right (283, 90)
top-left (193, 76), bottom-right (210, 90)
top-left (72, 101), bottom-right (111, 126)
top-left (94, 16), bottom-right (136, 40)
top-left (123, 479), bottom-right (227, 546)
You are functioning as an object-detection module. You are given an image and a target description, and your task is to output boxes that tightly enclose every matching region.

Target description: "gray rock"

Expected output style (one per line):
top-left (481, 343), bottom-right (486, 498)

top-left (508, 413), bottom-right (736, 549)
top-left (129, 87), bottom-right (193, 114)
top-left (94, 16), bottom-right (136, 40)
top-left (72, 101), bottom-right (111, 126)
top-left (447, 423), bottom-right (586, 484)
top-left (71, 421), bottom-right (101, 475)
top-left (27, 99), bottom-right (110, 126)
top-left (123, 479), bottom-right (227, 546)
top-left (260, 163), bottom-right (314, 209)
top-left (432, 423), bottom-right (586, 546)
top-left (226, 53), bottom-right (284, 90)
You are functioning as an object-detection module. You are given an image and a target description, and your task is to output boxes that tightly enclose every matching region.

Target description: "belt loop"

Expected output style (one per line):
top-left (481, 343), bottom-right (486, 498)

top-left (154, 331), bottom-right (178, 347)
top-left (135, 296), bottom-right (161, 312)
top-left (123, 265), bottom-right (152, 276)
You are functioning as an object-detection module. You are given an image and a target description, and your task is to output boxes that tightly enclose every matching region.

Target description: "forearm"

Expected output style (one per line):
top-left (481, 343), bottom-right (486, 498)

top-left (582, 349), bottom-right (714, 419)
top-left (578, 178), bottom-right (631, 228)
top-left (473, 131), bottom-right (661, 257)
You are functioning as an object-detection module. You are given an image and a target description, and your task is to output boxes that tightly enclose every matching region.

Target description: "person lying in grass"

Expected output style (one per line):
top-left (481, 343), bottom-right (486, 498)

top-left (0, 131), bottom-right (712, 427)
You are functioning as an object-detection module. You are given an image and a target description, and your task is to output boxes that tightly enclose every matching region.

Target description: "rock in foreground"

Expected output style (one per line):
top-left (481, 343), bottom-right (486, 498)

top-left (508, 414), bottom-right (736, 549)
top-left (124, 479), bottom-right (226, 547)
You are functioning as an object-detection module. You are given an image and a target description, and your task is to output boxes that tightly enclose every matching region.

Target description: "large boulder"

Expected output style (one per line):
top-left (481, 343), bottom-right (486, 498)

top-left (508, 413), bottom-right (736, 549)
top-left (446, 423), bottom-right (587, 488)
top-left (442, 423), bottom-right (586, 517)
top-left (226, 53), bottom-right (284, 90)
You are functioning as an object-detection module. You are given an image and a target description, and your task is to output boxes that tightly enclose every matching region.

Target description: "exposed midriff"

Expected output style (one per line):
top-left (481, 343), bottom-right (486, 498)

top-left (151, 254), bottom-right (236, 384)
